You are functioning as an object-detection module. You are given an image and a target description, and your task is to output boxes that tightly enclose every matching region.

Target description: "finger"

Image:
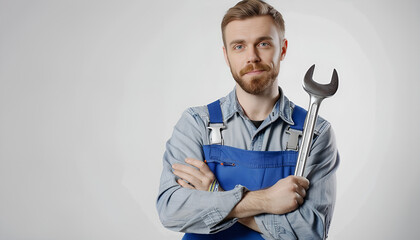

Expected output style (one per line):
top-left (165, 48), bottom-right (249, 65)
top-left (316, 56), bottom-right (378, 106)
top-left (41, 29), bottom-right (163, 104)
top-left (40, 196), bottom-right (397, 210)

top-left (295, 176), bottom-right (310, 190)
top-left (173, 169), bottom-right (201, 187)
top-left (295, 192), bottom-right (304, 205)
top-left (185, 158), bottom-right (212, 174)
top-left (177, 178), bottom-right (194, 189)
top-left (186, 158), bottom-right (216, 180)
top-left (295, 185), bottom-right (307, 198)
top-left (173, 162), bottom-right (205, 180)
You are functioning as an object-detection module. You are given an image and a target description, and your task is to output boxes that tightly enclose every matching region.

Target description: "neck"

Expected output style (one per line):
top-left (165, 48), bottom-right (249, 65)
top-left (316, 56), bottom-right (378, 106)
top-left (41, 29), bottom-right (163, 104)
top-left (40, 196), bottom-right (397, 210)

top-left (236, 82), bottom-right (280, 121)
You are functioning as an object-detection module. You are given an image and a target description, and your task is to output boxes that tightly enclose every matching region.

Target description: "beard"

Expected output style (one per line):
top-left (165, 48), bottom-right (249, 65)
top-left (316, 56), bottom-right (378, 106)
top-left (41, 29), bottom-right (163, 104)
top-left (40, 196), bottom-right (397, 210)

top-left (231, 62), bottom-right (279, 95)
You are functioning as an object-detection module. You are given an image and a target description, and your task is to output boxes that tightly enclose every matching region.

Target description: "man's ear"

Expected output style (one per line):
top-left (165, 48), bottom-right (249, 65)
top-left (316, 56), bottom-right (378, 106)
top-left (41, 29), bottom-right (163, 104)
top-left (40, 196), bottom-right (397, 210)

top-left (280, 38), bottom-right (288, 61)
top-left (223, 46), bottom-right (230, 66)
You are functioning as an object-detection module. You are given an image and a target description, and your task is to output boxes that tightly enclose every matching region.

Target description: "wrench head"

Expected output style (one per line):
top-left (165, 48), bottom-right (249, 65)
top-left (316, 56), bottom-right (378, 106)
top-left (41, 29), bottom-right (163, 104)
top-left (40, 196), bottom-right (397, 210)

top-left (303, 64), bottom-right (339, 98)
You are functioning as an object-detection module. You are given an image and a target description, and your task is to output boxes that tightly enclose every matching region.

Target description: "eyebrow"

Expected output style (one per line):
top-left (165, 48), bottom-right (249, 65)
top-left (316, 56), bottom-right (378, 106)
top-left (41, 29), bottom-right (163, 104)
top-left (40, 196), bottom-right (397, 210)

top-left (229, 36), bottom-right (274, 46)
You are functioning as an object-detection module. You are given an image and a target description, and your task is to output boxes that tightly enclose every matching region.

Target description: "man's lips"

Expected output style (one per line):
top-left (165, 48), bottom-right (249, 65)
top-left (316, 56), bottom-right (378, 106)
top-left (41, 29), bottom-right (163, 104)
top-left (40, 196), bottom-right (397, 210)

top-left (240, 64), bottom-right (271, 76)
top-left (245, 69), bottom-right (265, 75)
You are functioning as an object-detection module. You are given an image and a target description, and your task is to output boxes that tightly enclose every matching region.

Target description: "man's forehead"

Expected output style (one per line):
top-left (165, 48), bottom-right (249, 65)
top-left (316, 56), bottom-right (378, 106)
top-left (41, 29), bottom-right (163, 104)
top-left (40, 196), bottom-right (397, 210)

top-left (224, 15), bottom-right (280, 43)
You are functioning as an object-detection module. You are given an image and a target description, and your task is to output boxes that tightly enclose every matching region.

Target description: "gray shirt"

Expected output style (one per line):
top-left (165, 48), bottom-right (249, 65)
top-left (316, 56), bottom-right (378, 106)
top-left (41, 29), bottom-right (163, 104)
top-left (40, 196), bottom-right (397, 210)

top-left (156, 87), bottom-right (339, 240)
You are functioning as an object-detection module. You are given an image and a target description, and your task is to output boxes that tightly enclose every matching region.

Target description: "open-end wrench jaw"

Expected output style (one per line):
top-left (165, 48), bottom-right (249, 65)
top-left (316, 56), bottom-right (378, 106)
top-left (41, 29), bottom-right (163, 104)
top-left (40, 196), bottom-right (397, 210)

top-left (303, 64), bottom-right (339, 98)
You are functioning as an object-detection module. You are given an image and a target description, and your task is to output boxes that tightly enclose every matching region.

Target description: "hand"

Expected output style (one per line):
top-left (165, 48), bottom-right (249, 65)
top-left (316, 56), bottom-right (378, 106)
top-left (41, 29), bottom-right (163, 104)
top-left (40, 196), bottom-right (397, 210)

top-left (172, 158), bottom-right (223, 191)
top-left (261, 175), bottom-right (310, 214)
top-left (226, 176), bottom-right (309, 220)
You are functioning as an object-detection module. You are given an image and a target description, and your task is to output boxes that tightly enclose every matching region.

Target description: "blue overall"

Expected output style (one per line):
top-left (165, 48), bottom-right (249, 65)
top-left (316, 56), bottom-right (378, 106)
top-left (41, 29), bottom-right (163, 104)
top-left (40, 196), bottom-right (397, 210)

top-left (182, 100), bottom-right (307, 240)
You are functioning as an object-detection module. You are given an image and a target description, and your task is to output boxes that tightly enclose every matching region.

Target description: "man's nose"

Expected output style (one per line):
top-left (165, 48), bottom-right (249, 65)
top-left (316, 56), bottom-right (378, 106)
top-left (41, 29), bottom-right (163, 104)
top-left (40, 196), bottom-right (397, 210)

top-left (247, 47), bottom-right (261, 63)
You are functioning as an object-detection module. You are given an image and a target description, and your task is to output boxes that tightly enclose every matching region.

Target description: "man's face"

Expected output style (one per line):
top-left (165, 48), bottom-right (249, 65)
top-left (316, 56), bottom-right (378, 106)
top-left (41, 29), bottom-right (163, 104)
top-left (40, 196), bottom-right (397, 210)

top-left (223, 15), bottom-right (287, 95)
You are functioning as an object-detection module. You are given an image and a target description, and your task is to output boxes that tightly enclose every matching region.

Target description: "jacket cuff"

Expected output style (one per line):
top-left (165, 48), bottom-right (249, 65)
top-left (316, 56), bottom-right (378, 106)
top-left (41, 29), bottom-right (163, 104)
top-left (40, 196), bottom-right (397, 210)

top-left (202, 185), bottom-right (248, 233)
top-left (254, 214), bottom-right (296, 240)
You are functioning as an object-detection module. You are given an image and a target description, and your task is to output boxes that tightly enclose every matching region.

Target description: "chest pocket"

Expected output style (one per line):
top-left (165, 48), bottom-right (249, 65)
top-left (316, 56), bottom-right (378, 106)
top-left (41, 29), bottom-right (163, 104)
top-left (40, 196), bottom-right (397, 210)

top-left (203, 144), bottom-right (297, 191)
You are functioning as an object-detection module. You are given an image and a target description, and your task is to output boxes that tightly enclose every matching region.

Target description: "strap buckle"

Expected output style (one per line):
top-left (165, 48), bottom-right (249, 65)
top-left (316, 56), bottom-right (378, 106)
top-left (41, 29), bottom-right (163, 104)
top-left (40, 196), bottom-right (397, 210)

top-left (208, 123), bottom-right (225, 145)
top-left (286, 127), bottom-right (302, 151)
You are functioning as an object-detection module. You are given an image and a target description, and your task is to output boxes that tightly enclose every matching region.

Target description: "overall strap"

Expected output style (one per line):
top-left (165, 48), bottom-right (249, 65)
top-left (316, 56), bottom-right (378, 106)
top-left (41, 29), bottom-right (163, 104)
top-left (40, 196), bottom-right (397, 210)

top-left (290, 105), bottom-right (306, 131)
top-left (207, 100), bottom-right (225, 145)
top-left (208, 100), bottom-right (224, 124)
top-left (286, 105), bottom-right (307, 150)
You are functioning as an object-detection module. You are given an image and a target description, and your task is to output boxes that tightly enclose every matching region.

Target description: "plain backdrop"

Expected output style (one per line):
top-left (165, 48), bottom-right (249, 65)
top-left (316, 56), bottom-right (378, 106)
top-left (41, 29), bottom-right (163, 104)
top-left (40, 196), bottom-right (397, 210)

top-left (1, 0), bottom-right (419, 239)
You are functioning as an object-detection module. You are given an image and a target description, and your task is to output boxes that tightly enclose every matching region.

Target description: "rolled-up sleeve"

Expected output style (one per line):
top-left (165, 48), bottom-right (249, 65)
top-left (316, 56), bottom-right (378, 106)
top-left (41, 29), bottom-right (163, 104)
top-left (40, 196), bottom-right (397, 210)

top-left (156, 108), bottom-right (247, 234)
top-left (254, 124), bottom-right (339, 240)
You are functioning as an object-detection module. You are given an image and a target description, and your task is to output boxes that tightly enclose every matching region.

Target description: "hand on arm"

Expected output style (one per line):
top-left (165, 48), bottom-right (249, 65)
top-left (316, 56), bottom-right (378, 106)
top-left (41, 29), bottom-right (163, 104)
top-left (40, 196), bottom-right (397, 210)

top-left (226, 175), bottom-right (309, 218)
top-left (158, 109), bottom-right (249, 234)
top-left (172, 158), bottom-right (224, 191)
top-left (226, 176), bottom-right (309, 233)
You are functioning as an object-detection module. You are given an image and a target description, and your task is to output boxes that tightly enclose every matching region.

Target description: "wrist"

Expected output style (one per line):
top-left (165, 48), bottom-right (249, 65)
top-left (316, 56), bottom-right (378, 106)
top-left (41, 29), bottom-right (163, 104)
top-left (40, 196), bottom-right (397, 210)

top-left (208, 179), bottom-right (220, 192)
top-left (255, 189), bottom-right (270, 213)
top-left (227, 190), bottom-right (266, 219)
top-left (248, 190), bottom-right (267, 214)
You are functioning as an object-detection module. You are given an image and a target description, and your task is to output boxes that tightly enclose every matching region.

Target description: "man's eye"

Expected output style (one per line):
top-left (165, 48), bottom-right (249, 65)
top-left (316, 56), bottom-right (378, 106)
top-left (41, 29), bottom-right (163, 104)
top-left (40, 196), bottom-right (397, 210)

top-left (259, 42), bottom-right (270, 47)
top-left (234, 45), bottom-right (243, 50)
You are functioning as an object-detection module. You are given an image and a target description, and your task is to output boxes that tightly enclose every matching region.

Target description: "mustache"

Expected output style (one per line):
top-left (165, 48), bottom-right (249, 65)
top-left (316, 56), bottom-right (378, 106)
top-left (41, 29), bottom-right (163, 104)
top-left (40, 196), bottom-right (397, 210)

top-left (239, 63), bottom-right (271, 76)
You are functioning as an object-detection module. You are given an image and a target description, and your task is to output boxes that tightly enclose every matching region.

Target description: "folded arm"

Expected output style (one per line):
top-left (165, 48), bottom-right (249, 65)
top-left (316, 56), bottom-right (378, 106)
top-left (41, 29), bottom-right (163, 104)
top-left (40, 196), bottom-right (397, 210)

top-left (156, 109), bottom-right (246, 234)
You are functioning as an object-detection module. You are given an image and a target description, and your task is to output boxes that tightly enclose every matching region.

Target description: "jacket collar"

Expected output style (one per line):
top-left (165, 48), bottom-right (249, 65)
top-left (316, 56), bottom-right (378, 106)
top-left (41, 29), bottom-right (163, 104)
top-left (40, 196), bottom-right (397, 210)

top-left (220, 86), bottom-right (295, 126)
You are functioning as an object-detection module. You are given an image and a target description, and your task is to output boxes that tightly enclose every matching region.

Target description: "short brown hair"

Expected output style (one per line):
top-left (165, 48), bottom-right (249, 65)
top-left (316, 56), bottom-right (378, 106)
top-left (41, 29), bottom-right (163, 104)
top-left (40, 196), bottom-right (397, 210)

top-left (221, 0), bottom-right (285, 46)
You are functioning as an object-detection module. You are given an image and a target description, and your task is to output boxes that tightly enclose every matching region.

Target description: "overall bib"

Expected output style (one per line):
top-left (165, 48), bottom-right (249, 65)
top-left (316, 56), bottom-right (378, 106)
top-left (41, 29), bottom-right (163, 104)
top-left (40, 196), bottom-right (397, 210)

top-left (182, 100), bottom-right (307, 240)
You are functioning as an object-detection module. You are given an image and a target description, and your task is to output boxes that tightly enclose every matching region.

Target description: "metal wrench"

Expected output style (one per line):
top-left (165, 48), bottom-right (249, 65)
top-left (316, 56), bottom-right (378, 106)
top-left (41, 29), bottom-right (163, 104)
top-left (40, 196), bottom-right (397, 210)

top-left (294, 64), bottom-right (339, 177)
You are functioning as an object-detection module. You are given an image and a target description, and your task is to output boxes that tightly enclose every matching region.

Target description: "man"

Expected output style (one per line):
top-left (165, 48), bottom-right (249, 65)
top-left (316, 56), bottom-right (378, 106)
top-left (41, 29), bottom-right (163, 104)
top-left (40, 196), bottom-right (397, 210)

top-left (156, 0), bottom-right (339, 239)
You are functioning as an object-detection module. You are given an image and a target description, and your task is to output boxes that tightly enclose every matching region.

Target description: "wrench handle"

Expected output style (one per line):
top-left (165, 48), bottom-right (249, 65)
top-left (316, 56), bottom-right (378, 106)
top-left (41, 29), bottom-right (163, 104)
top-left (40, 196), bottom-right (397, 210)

top-left (294, 95), bottom-right (323, 176)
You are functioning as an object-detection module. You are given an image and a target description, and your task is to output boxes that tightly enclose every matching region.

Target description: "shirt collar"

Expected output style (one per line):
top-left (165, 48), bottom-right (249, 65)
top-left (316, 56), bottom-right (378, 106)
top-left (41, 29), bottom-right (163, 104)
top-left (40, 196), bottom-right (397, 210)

top-left (220, 86), bottom-right (295, 126)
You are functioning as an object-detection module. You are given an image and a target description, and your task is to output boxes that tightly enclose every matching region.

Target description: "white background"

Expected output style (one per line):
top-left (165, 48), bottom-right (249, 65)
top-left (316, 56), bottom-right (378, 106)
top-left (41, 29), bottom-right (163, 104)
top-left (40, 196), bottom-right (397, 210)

top-left (1, 0), bottom-right (419, 239)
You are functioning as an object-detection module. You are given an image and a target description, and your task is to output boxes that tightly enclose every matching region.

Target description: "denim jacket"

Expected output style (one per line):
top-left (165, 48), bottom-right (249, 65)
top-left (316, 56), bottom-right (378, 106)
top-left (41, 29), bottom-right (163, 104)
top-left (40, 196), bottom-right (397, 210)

top-left (156, 87), bottom-right (339, 240)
